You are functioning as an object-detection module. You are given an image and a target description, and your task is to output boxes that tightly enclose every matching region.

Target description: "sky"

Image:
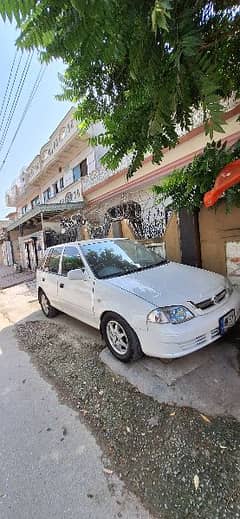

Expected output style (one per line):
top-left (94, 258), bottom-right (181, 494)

top-left (0, 19), bottom-right (72, 219)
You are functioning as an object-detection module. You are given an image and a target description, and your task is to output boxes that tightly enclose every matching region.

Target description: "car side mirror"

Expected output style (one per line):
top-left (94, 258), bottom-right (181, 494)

top-left (67, 268), bottom-right (87, 281)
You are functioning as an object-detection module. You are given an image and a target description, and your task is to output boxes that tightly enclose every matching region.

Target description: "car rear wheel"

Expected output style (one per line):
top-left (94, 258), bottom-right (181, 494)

top-left (39, 290), bottom-right (58, 318)
top-left (101, 312), bottom-right (143, 362)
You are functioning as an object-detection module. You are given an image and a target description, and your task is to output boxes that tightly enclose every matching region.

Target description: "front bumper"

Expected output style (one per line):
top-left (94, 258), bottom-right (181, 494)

top-left (138, 288), bottom-right (240, 358)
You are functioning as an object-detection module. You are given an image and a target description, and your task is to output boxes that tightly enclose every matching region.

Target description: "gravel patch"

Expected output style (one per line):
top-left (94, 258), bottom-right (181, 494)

top-left (16, 321), bottom-right (240, 519)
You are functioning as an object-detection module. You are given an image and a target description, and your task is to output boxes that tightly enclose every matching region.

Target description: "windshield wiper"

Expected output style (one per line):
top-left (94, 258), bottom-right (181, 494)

top-left (134, 260), bottom-right (169, 272)
top-left (100, 267), bottom-right (139, 279)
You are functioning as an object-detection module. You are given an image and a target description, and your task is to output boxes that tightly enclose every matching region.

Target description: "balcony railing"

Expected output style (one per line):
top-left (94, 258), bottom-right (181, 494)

top-left (6, 176), bottom-right (84, 213)
top-left (176, 94), bottom-right (238, 138)
top-left (40, 115), bottom-right (77, 170)
top-left (27, 156), bottom-right (41, 184)
top-left (6, 108), bottom-right (78, 206)
top-left (82, 155), bottom-right (132, 192)
top-left (6, 95), bottom-right (239, 205)
top-left (82, 94), bottom-right (239, 191)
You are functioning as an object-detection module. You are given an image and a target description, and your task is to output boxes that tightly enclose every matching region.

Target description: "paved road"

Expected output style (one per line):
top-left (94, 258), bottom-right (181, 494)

top-left (0, 284), bottom-right (151, 519)
top-left (0, 265), bottom-right (35, 290)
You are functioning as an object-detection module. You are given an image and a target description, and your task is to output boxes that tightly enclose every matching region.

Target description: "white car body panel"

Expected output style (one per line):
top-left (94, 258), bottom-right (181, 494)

top-left (42, 272), bottom-right (59, 307)
top-left (106, 262), bottom-right (225, 307)
top-left (139, 289), bottom-right (240, 358)
top-left (37, 239), bottom-right (240, 359)
top-left (93, 279), bottom-right (154, 331)
top-left (57, 275), bottom-right (96, 327)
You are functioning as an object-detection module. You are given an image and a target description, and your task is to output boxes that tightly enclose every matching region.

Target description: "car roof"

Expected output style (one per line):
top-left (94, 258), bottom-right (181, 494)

top-left (79, 238), bottom-right (128, 246)
top-left (48, 238), bottom-right (128, 250)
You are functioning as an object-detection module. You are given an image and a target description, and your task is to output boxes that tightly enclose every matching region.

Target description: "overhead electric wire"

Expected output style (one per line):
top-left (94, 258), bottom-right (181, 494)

top-left (0, 65), bottom-right (46, 172)
top-left (0, 52), bottom-right (33, 150)
top-left (0, 51), bottom-right (34, 153)
top-left (0, 49), bottom-right (19, 125)
top-left (0, 50), bottom-right (23, 134)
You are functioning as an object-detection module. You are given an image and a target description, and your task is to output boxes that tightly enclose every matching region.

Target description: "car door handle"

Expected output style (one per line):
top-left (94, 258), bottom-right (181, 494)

top-left (59, 283), bottom-right (64, 288)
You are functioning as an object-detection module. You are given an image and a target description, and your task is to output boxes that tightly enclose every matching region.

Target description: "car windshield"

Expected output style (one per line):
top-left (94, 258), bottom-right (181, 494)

top-left (80, 239), bottom-right (167, 279)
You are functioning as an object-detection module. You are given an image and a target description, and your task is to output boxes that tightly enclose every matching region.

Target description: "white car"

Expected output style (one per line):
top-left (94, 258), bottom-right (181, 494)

top-left (37, 238), bottom-right (240, 362)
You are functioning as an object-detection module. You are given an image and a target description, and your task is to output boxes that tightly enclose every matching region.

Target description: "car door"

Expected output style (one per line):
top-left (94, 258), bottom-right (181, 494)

top-left (40, 246), bottom-right (63, 308)
top-left (57, 244), bottom-right (96, 326)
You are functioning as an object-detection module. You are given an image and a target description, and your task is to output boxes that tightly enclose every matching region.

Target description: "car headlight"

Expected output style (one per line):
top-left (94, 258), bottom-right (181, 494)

top-left (147, 306), bottom-right (194, 325)
top-left (225, 277), bottom-right (233, 296)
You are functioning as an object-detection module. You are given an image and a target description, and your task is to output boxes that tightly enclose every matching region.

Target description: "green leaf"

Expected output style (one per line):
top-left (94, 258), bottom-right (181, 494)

top-left (0, 0), bottom-right (239, 177)
top-left (153, 139), bottom-right (240, 213)
top-left (151, 0), bottom-right (172, 34)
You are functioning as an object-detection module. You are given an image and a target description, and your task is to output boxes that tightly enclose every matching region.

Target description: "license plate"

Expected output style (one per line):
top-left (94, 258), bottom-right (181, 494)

top-left (219, 309), bottom-right (236, 335)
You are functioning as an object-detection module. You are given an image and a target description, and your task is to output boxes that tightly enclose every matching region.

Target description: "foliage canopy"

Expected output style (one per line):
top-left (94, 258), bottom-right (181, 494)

top-left (153, 139), bottom-right (240, 213)
top-left (1, 1), bottom-right (240, 175)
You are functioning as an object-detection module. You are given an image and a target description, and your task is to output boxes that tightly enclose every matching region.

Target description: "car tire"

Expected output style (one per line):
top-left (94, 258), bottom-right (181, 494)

top-left (101, 312), bottom-right (143, 362)
top-left (39, 289), bottom-right (59, 318)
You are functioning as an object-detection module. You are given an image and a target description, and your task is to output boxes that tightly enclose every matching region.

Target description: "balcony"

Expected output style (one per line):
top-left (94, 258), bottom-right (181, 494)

top-left (27, 156), bottom-right (41, 184)
top-left (5, 95), bottom-right (239, 206)
top-left (45, 178), bottom-right (83, 205)
top-left (6, 202), bottom-right (84, 232)
top-left (39, 112), bottom-right (78, 172)
top-left (176, 94), bottom-right (239, 138)
top-left (82, 94), bottom-right (239, 191)
top-left (5, 108), bottom-right (81, 206)
top-left (6, 175), bottom-right (84, 216)
top-left (82, 155), bottom-right (132, 192)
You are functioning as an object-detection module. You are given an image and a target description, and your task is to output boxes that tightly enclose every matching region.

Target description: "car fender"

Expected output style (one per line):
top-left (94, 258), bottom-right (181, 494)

top-left (93, 279), bottom-right (154, 331)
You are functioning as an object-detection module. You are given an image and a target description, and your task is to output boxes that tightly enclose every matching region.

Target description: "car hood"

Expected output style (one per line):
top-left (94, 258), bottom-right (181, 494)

top-left (106, 262), bottom-right (225, 307)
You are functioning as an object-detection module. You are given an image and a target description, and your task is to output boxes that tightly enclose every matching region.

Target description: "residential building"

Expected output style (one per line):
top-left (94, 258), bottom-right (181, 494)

top-left (0, 220), bottom-right (13, 267)
top-left (80, 96), bottom-right (240, 276)
top-left (5, 98), bottom-right (240, 275)
top-left (5, 108), bottom-right (100, 269)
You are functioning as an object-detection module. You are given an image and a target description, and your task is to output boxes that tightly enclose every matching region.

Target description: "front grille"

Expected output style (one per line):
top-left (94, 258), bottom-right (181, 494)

top-left (194, 289), bottom-right (226, 310)
top-left (195, 298), bottom-right (214, 310)
top-left (214, 289), bottom-right (226, 304)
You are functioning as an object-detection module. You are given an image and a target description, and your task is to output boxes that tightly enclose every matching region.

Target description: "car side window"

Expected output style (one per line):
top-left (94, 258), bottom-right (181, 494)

top-left (39, 248), bottom-right (51, 270)
top-left (43, 247), bottom-right (63, 274)
top-left (61, 246), bottom-right (84, 276)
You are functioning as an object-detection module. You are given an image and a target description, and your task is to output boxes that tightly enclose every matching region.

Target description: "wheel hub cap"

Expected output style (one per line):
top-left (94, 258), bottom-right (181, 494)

top-left (106, 320), bottom-right (129, 355)
top-left (41, 294), bottom-right (49, 314)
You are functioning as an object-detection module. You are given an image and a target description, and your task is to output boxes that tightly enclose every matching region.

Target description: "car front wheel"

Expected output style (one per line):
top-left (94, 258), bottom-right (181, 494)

top-left (101, 312), bottom-right (143, 362)
top-left (39, 290), bottom-right (58, 318)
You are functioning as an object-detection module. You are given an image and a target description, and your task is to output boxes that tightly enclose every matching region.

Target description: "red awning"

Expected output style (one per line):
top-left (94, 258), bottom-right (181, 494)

top-left (203, 159), bottom-right (240, 208)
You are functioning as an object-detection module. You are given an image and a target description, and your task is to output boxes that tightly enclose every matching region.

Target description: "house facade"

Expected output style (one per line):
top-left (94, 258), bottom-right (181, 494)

top-left (81, 97), bottom-right (240, 275)
top-left (4, 98), bottom-right (240, 275)
top-left (5, 108), bottom-right (102, 269)
top-left (0, 220), bottom-right (13, 267)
